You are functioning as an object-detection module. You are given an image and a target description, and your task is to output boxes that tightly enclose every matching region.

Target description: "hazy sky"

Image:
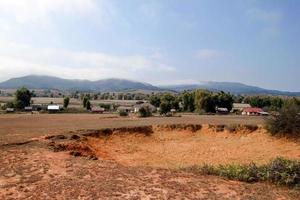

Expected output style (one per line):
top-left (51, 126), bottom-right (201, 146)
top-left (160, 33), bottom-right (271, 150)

top-left (0, 0), bottom-right (299, 91)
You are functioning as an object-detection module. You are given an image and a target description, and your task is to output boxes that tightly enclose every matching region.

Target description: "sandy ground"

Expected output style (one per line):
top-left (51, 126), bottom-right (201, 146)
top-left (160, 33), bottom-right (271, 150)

top-left (87, 126), bottom-right (300, 167)
top-left (1, 144), bottom-right (299, 200)
top-left (0, 114), bottom-right (264, 144)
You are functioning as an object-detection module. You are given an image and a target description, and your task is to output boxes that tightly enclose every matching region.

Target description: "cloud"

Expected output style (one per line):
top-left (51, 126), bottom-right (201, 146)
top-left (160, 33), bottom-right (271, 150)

top-left (195, 49), bottom-right (224, 61)
top-left (0, 0), bottom-right (97, 24)
top-left (0, 40), bottom-right (175, 82)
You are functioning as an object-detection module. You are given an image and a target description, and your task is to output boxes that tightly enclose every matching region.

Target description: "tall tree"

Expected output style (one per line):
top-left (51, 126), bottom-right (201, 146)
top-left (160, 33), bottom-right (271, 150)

top-left (63, 97), bottom-right (70, 108)
top-left (15, 87), bottom-right (32, 109)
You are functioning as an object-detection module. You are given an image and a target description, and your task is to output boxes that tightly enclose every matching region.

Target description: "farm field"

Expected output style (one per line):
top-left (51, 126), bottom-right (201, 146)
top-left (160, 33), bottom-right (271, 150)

top-left (0, 114), bottom-right (264, 144)
top-left (0, 114), bottom-right (299, 199)
top-left (0, 97), bottom-right (140, 108)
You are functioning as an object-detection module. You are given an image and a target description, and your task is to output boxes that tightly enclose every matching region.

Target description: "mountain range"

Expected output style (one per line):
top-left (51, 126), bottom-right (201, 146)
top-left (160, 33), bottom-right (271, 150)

top-left (0, 75), bottom-right (299, 96)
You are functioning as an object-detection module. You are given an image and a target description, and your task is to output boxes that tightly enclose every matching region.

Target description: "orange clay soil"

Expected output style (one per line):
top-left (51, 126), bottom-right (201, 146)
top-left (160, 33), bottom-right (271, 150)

top-left (1, 125), bottom-right (300, 199)
top-left (87, 125), bottom-right (300, 168)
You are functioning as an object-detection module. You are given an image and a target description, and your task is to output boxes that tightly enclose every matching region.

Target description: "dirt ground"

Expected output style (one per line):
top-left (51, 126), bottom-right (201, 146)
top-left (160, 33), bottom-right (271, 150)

top-left (87, 126), bottom-right (300, 168)
top-left (1, 144), bottom-right (299, 200)
top-left (1, 114), bottom-right (300, 199)
top-left (0, 114), bottom-right (264, 144)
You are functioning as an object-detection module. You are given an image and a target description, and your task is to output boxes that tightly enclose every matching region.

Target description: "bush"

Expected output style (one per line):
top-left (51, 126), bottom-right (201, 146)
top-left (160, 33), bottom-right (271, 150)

top-left (119, 111), bottom-right (128, 116)
top-left (265, 101), bottom-right (300, 137)
top-left (63, 97), bottom-right (70, 108)
top-left (1, 101), bottom-right (15, 110)
top-left (86, 100), bottom-right (91, 110)
top-left (182, 157), bottom-right (300, 187)
top-left (138, 107), bottom-right (152, 118)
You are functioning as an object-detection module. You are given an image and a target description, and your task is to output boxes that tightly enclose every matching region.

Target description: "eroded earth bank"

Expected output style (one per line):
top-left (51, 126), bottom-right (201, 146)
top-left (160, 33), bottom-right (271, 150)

top-left (1, 124), bottom-right (300, 199)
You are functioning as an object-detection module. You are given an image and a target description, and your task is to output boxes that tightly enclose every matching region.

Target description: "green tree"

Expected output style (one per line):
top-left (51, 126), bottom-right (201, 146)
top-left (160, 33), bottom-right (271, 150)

top-left (181, 91), bottom-right (195, 112)
top-left (216, 91), bottom-right (234, 111)
top-left (149, 95), bottom-right (161, 107)
top-left (86, 100), bottom-right (91, 110)
top-left (159, 102), bottom-right (171, 115)
top-left (159, 93), bottom-right (179, 114)
top-left (83, 95), bottom-right (90, 108)
top-left (266, 100), bottom-right (300, 136)
top-left (194, 90), bottom-right (217, 113)
top-left (63, 97), bottom-right (70, 108)
top-left (138, 107), bottom-right (152, 117)
top-left (15, 87), bottom-right (32, 109)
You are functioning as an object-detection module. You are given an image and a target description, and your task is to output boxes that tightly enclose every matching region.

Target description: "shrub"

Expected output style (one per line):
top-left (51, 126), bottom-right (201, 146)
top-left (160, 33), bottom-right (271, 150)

top-left (86, 100), bottom-right (91, 110)
top-left (2, 101), bottom-right (15, 110)
top-left (63, 97), bottom-right (70, 108)
top-left (264, 157), bottom-right (300, 186)
top-left (265, 101), bottom-right (300, 137)
top-left (119, 111), bottom-right (128, 117)
top-left (138, 107), bottom-right (152, 118)
top-left (182, 157), bottom-right (300, 187)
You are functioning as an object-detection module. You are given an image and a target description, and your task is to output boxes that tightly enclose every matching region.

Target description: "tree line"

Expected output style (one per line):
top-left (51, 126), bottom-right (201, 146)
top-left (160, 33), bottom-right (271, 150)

top-left (149, 90), bottom-right (234, 115)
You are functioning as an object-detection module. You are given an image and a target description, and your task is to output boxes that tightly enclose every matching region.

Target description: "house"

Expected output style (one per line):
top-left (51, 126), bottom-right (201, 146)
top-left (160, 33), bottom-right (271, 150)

top-left (232, 103), bottom-right (251, 113)
top-left (117, 106), bottom-right (134, 113)
top-left (31, 104), bottom-right (43, 111)
top-left (91, 107), bottom-right (105, 114)
top-left (133, 103), bottom-right (156, 113)
top-left (216, 107), bottom-right (229, 114)
top-left (47, 105), bottom-right (60, 113)
top-left (24, 106), bottom-right (33, 112)
top-left (242, 107), bottom-right (267, 116)
top-left (170, 108), bottom-right (177, 114)
top-left (6, 108), bottom-right (14, 113)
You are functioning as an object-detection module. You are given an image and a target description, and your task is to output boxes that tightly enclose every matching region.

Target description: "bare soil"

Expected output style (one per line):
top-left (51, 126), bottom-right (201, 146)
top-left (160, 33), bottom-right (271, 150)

top-left (0, 114), bottom-right (264, 144)
top-left (1, 114), bottom-right (299, 199)
top-left (86, 125), bottom-right (300, 168)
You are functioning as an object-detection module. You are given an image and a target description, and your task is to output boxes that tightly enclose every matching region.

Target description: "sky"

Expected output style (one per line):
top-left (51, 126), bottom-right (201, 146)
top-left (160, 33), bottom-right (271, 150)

top-left (0, 0), bottom-right (299, 91)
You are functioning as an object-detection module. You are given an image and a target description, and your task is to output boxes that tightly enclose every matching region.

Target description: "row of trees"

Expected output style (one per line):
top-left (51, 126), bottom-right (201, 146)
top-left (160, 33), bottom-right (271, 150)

top-left (149, 90), bottom-right (234, 115)
top-left (71, 91), bottom-right (151, 101)
top-left (243, 96), bottom-right (284, 111)
top-left (1, 87), bottom-right (33, 110)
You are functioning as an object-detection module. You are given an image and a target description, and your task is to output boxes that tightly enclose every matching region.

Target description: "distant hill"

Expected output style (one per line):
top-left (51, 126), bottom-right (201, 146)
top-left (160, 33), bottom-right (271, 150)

top-left (0, 75), bottom-right (299, 96)
top-left (161, 82), bottom-right (300, 96)
top-left (0, 75), bottom-right (160, 92)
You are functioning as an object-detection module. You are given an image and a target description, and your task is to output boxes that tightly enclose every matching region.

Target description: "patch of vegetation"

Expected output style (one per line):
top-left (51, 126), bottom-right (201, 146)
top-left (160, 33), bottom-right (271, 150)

top-left (138, 107), bottom-right (152, 118)
top-left (265, 99), bottom-right (300, 137)
top-left (63, 97), bottom-right (70, 108)
top-left (15, 87), bottom-right (33, 109)
top-left (119, 110), bottom-right (129, 116)
top-left (194, 90), bottom-right (233, 113)
top-left (182, 157), bottom-right (300, 187)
